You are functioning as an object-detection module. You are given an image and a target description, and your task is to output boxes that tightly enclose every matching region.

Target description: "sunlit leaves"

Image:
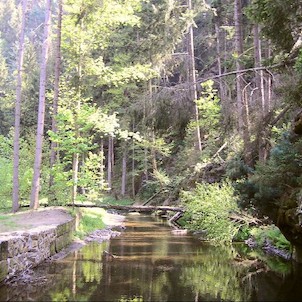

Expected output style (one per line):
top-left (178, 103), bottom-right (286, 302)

top-left (181, 181), bottom-right (240, 242)
top-left (195, 80), bottom-right (221, 131)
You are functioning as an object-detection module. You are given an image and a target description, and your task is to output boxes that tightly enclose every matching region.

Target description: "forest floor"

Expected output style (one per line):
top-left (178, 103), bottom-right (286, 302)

top-left (0, 207), bottom-right (73, 234)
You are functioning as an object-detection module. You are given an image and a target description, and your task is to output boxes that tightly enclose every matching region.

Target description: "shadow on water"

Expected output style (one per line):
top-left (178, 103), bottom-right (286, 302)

top-left (1, 214), bottom-right (302, 301)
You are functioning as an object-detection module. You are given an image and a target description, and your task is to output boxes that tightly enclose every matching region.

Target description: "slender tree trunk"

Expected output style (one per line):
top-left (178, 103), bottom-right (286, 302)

top-left (234, 0), bottom-right (244, 132)
top-left (234, 0), bottom-right (252, 165)
top-left (121, 143), bottom-right (127, 196)
top-left (30, 0), bottom-right (52, 209)
top-left (253, 24), bottom-right (265, 116)
top-left (132, 121), bottom-right (136, 198)
top-left (13, 0), bottom-right (28, 213)
top-left (71, 19), bottom-right (83, 205)
top-left (107, 136), bottom-right (112, 190)
top-left (151, 130), bottom-right (157, 172)
top-left (215, 22), bottom-right (225, 102)
top-left (100, 139), bottom-right (105, 189)
top-left (266, 41), bottom-right (273, 111)
top-left (187, 0), bottom-right (202, 152)
top-left (71, 153), bottom-right (79, 204)
top-left (49, 0), bottom-right (63, 203)
top-left (110, 136), bottom-right (114, 181)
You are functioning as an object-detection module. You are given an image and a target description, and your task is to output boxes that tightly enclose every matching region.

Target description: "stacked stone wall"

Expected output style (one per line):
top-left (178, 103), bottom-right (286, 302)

top-left (0, 219), bottom-right (75, 283)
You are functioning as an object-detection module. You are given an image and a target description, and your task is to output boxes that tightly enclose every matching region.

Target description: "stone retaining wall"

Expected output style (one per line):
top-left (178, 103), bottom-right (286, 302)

top-left (0, 219), bottom-right (75, 283)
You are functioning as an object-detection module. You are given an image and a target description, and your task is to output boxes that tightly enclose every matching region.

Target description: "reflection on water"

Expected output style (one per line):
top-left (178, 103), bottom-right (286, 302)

top-left (1, 214), bottom-right (302, 301)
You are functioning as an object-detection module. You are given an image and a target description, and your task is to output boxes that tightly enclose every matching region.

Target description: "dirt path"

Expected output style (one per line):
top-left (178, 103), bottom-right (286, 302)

top-left (0, 207), bottom-right (73, 234)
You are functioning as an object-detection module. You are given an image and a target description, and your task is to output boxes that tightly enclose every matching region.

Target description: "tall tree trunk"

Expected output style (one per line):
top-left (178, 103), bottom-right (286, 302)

top-left (100, 139), bottom-right (105, 189)
top-left (107, 136), bottom-right (112, 190)
top-left (71, 153), bottom-right (79, 204)
top-left (30, 0), bottom-right (52, 209)
top-left (187, 0), bottom-right (202, 152)
top-left (49, 0), bottom-right (63, 203)
top-left (253, 24), bottom-right (265, 116)
top-left (13, 0), bottom-right (28, 213)
top-left (110, 136), bottom-right (114, 181)
top-left (234, 0), bottom-right (251, 165)
top-left (121, 143), bottom-right (127, 197)
top-left (266, 41), bottom-right (273, 111)
top-left (132, 136), bottom-right (135, 198)
top-left (215, 19), bottom-right (230, 125)
top-left (151, 130), bottom-right (157, 172)
top-left (215, 22), bottom-right (225, 102)
top-left (234, 0), bottom-right (244, 132)
top-left (71, 18), bottom-right (83, 205)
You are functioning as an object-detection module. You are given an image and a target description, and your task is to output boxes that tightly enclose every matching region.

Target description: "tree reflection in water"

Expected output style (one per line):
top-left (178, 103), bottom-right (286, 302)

top-left (0, 215), bottom-right (300, 302)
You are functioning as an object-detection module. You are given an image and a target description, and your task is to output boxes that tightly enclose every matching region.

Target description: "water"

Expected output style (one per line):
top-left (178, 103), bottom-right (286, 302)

top-left (1, 214), bottom-right (302, 301)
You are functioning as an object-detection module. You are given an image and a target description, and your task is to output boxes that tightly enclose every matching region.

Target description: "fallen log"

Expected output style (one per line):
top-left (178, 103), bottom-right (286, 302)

top-left (66, 203), bottom-right (184, 213)
top-left (169, 211), bottom-right (184, 225)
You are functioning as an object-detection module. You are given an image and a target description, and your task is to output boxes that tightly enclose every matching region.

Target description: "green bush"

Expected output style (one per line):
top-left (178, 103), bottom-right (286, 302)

top-left (250, 225), bottom-right (291, 251)
top-left (235, 134), bottom-right (302, 210)
top-left (181, 181), bottom-right (240, 242)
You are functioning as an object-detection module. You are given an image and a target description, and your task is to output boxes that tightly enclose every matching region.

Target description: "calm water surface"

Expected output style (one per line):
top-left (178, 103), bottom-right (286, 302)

top-left (1, 214), bottom-right (302, 301)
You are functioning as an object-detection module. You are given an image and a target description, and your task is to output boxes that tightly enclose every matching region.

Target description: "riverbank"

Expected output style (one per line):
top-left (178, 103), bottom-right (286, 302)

top-left (0, 207), bottom-right (125, 284)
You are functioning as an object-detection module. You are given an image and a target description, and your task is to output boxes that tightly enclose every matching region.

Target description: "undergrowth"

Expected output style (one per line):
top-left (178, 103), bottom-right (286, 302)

top-left (74, 208), bottom-right (106, 239)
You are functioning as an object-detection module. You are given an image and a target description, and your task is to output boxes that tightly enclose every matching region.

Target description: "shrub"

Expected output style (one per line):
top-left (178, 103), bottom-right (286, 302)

top-left (181, 181), bottom-right (240, 242)
top-left (250, 225), bottom-right (291, 251)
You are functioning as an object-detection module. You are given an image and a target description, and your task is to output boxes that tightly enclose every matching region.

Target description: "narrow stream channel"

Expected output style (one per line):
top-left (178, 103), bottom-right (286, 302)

top-left (1, 214), bottom-right (302, 301)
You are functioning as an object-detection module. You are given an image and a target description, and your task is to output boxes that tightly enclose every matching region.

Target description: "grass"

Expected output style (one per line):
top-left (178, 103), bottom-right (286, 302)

top-left (0, 214), bottom-right (18, 231)
top-left (75, 208), bottom-right (107, 239)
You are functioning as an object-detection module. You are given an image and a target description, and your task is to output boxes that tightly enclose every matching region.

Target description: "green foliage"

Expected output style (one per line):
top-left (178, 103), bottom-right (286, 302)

top-left (234, 224), bottom-right (251, 241)
top-left (246, 0), bottom-right (300, 52)
top-left (294, 50), bottom-right (302, 75)
top-left (250, 225), bottom-right (291, 251)
top-left (225, 156), bottom-right (250, 180)
top-left (75, 208), bottom-right (106, 239)
top-left (0, 134), bottom-right (34, 209)
top-left (181, 181), bottom-right (240, 242)
top-left (96, 195), bottom-right (134, 206)
top-left (196, 80), bottom-right (221, 132)
top-left (252, 134), bottom-right (302, 203)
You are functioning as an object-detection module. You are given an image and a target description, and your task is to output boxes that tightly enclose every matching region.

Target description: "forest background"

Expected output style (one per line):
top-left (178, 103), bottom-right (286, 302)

top-left (1, 0), bottom-right (302, 255)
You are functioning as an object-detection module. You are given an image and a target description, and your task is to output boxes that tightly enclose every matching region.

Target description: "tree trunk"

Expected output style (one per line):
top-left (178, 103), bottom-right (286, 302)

top-left (265, 41), bottom-right (273, 111)
top-left (49, 0), bottom-right (63, 203)
top-left (107, 136), bottom-right (112, 190)
top-left (151, 130), bottom-right (157, 172)
top-left (71, 18), bottom-right (83, 205)
top-left (132, 134), bottom-right (136, 198)
top-left (215, 21), bottom-right (225, 102)
top-left (121, 143), bottom-right (127, 196)
top-left (187, 0), bottom-right (202, 152)
top-left (100, 139), bottom-right (105, 189)
top-left (12, 0), bottom-right (28, 213)
top-left (71, 152), bottom-right (79, 205)
top-left (30, 0), bottom-right (52, 209)
top-left (253, 24), bottom-right (265, 116)
top-left (234, 0), bottom-right (244, 132)
top-left (234, 0), bottom-right (252, 165)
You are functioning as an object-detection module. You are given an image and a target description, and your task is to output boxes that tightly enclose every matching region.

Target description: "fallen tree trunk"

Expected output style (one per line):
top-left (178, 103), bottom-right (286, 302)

top-left (66, 203), bottom-right (184, 213)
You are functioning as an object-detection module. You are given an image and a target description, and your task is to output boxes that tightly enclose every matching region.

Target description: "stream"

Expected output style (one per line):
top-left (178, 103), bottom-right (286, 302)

top-left (1, 214), bottom-right (302, 301)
